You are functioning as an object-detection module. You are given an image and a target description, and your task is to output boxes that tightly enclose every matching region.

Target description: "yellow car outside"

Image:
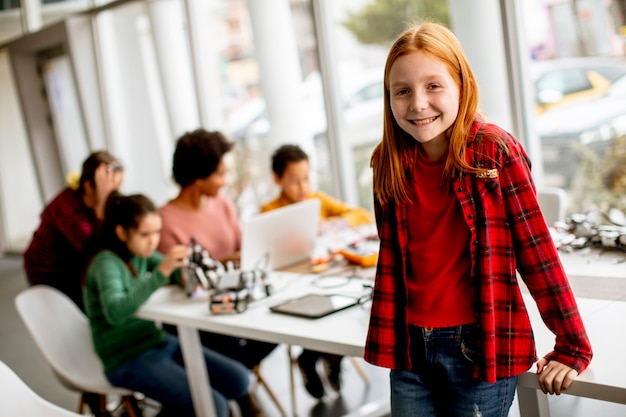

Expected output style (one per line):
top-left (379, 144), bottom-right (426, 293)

top-left (533, 58), bottom-right (626, 115)
top-left (536, 70), bottom-right (612, 114)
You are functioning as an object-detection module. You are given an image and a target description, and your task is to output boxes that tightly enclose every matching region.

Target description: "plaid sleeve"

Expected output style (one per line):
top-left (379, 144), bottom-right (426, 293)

top-left (364, 198), bottom-right (405, 369)
top-left (500, 136), bottom-right (593, 373)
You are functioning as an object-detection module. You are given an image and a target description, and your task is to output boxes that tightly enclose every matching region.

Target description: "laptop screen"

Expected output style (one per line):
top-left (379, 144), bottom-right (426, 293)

top-left (240, 199), bottom-right (321, 271)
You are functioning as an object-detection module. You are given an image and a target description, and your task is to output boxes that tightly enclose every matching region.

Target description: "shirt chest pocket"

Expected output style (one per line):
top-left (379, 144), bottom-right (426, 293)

top-left (472, 176), bottom-right (509, 227)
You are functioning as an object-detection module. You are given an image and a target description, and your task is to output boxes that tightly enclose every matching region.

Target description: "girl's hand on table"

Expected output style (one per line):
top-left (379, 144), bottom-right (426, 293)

top-left (536, 358), bottom-right (578, 395)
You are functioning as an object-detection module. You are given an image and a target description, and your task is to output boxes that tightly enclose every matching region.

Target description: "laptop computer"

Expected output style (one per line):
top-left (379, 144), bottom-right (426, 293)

top-left (240, 199), bottom-right (321, 271)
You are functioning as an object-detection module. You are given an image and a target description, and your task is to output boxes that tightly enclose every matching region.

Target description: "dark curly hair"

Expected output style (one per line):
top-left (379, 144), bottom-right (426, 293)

top-left (271, 144), bottom-right (309, 178)
top-left (172, 129), bottom-right (233, 187)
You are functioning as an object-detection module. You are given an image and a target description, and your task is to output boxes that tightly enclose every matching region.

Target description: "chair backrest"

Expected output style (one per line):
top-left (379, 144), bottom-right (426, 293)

top-left (0, 360), bottom-right (82, 416)
top-left (14, 285), bottom-right (127, 395)
top-left (537, 186), bottom-right (567, 226)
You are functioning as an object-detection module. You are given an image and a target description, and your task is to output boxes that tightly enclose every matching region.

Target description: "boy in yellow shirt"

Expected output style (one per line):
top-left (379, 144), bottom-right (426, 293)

top-left (261, 144), bottom-right (372, 229)
top-left (261, 144), bottom-right (372, 399)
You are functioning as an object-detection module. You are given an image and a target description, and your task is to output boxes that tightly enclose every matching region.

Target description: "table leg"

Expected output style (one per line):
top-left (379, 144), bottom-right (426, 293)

top-left (516, 385), bottom-right (551, 417)
top-left (288, 345), bottom-right (297, 416)
top-left (177, 325), bottom-right (217, 417)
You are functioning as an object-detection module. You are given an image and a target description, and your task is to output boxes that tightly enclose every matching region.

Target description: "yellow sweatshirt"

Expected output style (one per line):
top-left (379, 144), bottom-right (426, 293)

top-left (260, 191), bottom-right (372, 227)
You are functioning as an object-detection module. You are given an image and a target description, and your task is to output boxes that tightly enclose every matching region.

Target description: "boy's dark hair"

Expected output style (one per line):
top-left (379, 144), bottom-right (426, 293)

top-left (271, 144), bottom-right (309, 178)
top-left (172, 129), bottom-right (233, 187)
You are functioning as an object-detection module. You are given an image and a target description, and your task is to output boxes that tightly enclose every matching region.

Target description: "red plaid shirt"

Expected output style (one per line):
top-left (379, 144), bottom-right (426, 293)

top-left (364, 120), bottom-right (592, 382)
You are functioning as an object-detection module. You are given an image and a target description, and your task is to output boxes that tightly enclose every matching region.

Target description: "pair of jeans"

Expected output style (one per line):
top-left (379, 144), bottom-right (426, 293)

top-left (390, 324), bottom-right (518, 417)
top-left (106, 334), bottom-right (250, 417)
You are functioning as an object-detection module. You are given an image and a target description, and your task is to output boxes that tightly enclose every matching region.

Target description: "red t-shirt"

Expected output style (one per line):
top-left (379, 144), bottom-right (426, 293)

top-left (406, 149), bottom-right (475, 327)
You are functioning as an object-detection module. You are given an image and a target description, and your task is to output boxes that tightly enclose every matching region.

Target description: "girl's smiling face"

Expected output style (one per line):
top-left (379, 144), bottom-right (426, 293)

top-left (388, 50), bottom-right (460, 156)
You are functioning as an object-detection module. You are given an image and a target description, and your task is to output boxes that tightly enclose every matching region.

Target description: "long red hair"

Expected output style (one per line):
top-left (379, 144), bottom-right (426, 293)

top-left (372, 22), bottom-right (491, 206)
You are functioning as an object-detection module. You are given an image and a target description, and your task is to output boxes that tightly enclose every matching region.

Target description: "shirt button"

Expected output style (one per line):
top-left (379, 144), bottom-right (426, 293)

top-left (468, 214), bottom-right (474, 219)
top-left (457, 187), bottom-right (463, 192)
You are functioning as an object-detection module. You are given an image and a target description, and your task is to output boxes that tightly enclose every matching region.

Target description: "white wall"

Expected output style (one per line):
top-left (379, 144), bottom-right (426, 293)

top-left (0, 50), bottom-right (42, 252)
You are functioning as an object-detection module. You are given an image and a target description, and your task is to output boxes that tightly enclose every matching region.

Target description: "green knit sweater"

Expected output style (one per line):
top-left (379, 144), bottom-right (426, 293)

top-left (83, 250), bottom-right (178, 372)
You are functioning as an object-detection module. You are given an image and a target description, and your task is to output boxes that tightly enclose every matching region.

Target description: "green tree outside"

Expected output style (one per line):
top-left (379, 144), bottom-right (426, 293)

top-left (342, 0), bottom-right (450, 47)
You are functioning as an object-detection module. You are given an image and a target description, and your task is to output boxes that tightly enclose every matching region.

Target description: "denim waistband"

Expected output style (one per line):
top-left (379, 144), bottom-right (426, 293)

top-left (408, 323), bottom-right (477, 341)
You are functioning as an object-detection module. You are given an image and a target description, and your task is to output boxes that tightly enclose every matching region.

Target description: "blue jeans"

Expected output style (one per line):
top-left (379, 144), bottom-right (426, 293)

top-left (390, 324), bottom-right (517, 417)
top-left (106, 335), bottom-right (250, 417)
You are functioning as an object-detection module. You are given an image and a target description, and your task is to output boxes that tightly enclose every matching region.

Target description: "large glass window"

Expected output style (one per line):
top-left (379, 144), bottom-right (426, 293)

top-left (318, 0), bottom-right (450, 213)
top-left (525, 0), bottom-right (626, 216)
top-left (5, 0), bottom-right (626, 249)
top-left (216, 0), bottom-right (332, 217)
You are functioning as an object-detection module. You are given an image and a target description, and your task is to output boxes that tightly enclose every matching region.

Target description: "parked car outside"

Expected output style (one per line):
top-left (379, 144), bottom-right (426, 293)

top-left (536, 74), bottom-right (626, 188)
top-left (531, 57), bottom-right (626, 114)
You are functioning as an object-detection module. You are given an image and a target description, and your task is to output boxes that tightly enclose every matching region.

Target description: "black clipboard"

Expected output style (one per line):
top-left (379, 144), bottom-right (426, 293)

top-left (269, 294), bottom-right (359, 319)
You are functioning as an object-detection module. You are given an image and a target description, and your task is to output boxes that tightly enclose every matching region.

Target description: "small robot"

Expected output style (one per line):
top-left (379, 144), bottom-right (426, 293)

top-left (183, 238), bottom-right (269, 314)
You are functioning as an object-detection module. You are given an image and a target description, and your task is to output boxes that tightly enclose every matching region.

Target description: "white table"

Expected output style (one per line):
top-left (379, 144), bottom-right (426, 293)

top-left (136, 272), bottom-right (373, 417)
top-left (516, 244), bottom-right (626, 415)
top-left (558, 247), bottom-right (626, 281)
top-left (517, 294), bottom-right (626, 416)
top-left (137, 267), bottom-right (626, 417)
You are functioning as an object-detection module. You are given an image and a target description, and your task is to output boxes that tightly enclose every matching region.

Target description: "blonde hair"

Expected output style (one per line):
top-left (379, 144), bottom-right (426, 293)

top-left (372, 22), bottom-right (493, 206)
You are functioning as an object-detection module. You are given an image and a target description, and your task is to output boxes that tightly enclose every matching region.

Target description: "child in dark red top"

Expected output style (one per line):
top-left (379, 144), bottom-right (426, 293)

top-left (23, 151), bottom-right (123, 311)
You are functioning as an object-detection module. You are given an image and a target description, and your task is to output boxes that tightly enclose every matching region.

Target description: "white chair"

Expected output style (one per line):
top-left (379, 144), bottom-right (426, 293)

top-left (0, 359), bottom-right (83, 416)
top-left (14, 285), bottom-right (140, 417)
top-left (537, 186), bottom-right (567, 226)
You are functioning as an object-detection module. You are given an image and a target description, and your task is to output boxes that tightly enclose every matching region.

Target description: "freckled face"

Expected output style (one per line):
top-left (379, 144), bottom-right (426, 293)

top-left (276, 160), bottom-right (311, 203)
top-left (388, 51), bottom-right (460, 150)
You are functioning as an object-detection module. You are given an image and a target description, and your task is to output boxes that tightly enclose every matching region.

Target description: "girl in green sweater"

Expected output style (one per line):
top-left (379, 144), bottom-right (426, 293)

top-left (84, 193), bottom-right (250, 417)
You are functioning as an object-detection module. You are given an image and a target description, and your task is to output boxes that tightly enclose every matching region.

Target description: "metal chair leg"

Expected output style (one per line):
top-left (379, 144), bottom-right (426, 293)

top-left (288, 345), bottom-right (297, 416)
